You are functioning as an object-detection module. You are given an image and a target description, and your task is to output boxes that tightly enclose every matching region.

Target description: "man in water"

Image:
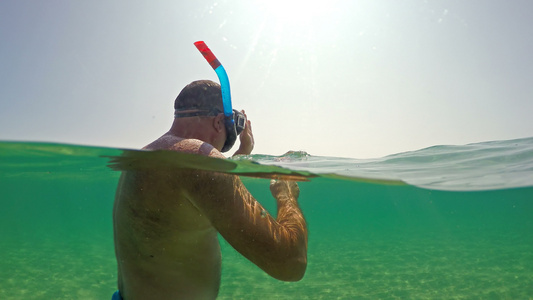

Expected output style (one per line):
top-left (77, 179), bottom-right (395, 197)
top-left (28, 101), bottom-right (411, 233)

top-left (113, 80), bottom-right (308, 299)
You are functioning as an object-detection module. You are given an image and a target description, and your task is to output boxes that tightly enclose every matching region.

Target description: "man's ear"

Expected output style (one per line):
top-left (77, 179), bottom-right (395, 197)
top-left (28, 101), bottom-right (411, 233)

top-left (213, 113), bottom-right (225, 132)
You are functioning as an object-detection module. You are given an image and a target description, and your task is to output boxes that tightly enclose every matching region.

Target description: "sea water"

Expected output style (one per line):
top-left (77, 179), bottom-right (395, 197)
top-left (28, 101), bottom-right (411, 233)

top-left (1, 137), bottom-right (532, 299)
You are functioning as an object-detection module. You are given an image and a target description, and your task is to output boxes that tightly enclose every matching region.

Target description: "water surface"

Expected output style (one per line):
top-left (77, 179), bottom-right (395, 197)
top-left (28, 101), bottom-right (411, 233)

top-left (1, 138), bottom-right (532, 299)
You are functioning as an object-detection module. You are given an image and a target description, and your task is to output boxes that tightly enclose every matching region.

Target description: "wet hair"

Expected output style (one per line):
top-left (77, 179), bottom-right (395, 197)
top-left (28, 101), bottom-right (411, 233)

top-left (174, 80), bottom-right (224, 113)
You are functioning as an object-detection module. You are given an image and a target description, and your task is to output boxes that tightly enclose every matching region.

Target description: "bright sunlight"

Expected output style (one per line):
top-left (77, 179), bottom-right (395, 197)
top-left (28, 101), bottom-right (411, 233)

top-left (254, 0), bottom-right (339, 27)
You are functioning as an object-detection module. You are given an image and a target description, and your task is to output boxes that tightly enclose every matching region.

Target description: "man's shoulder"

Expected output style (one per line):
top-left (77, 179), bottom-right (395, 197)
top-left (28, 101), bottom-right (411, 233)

top-left (144, 135), bottom-right (224, 158)
top-left (169, 138), bottom-right (217, 157)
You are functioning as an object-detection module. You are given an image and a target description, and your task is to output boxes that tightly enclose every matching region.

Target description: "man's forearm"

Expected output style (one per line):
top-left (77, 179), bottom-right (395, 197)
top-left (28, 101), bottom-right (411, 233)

top-left (276, 196), bottom-right (307, 245)
top-left (233, 145), bottom-right (252, 156)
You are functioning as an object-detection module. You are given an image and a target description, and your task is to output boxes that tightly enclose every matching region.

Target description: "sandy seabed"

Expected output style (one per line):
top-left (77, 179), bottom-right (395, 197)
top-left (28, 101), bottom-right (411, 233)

top-left (2, 229), bottom-right (532, 300)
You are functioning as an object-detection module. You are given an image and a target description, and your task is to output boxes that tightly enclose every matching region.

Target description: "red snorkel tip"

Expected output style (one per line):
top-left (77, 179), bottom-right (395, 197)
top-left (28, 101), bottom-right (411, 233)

top-left (194, 41), bottom-right (221, 70)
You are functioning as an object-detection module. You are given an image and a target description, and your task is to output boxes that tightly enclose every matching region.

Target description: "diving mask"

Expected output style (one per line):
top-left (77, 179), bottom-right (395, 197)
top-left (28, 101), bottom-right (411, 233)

top-left (222, 109), bottom-right (246, 152)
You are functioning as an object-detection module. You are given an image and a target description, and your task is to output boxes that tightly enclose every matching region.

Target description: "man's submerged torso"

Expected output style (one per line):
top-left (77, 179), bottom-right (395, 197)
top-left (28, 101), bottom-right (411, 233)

top-left (113, 170), bottom-right (222, 299)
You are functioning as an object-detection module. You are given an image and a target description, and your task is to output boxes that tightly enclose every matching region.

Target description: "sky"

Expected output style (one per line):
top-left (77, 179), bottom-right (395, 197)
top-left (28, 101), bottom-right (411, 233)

top-left (1, 0), bottom-right (532, 159)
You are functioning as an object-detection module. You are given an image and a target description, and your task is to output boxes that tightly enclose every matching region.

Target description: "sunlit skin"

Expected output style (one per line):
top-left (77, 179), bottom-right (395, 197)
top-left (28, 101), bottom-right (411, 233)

top-left (113, 110), bottom-right (307, 299)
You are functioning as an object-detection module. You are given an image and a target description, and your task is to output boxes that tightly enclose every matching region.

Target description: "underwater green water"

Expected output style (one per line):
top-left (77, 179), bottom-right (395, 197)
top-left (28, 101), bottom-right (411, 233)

top-left (1, 139), bottom-right (532, 299)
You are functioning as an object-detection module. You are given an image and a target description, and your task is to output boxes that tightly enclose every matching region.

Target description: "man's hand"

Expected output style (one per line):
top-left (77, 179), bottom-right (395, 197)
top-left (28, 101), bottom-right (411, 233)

top-left (233, 110), bottom-right (254, 156)
top-left (270, 180), bottom-right (300, 202)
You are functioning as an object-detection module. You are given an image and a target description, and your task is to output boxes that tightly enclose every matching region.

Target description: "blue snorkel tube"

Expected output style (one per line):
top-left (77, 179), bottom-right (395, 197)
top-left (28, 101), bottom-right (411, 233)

top-left (194, 41), bottom-right (238, 152)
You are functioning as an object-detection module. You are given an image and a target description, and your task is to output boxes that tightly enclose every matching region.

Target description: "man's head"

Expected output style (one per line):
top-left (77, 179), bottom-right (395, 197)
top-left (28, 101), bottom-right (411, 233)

top-left (173, 80), bottom-right (246, 153)
top-left (174, 80), bottom-right (224, 118)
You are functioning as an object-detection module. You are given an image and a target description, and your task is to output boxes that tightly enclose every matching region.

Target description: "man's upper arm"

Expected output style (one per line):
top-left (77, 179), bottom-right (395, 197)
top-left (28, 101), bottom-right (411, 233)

top-left (183, 170), bottom-right (306, 280)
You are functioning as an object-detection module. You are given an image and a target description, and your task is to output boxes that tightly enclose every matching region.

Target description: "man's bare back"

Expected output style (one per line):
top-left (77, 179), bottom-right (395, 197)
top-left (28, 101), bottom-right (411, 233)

top-left (113, 134), bottom-right (307, 299)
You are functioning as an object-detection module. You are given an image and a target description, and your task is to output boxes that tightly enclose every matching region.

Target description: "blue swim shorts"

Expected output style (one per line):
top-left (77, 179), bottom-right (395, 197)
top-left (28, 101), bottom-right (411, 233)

top-left (112, 290), bottom-right (122, 300)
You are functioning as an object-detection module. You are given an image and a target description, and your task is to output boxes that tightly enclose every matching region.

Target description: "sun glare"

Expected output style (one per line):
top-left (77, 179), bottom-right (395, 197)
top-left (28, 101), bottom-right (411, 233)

top-left (255, 0), bottom-right (338, 26)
